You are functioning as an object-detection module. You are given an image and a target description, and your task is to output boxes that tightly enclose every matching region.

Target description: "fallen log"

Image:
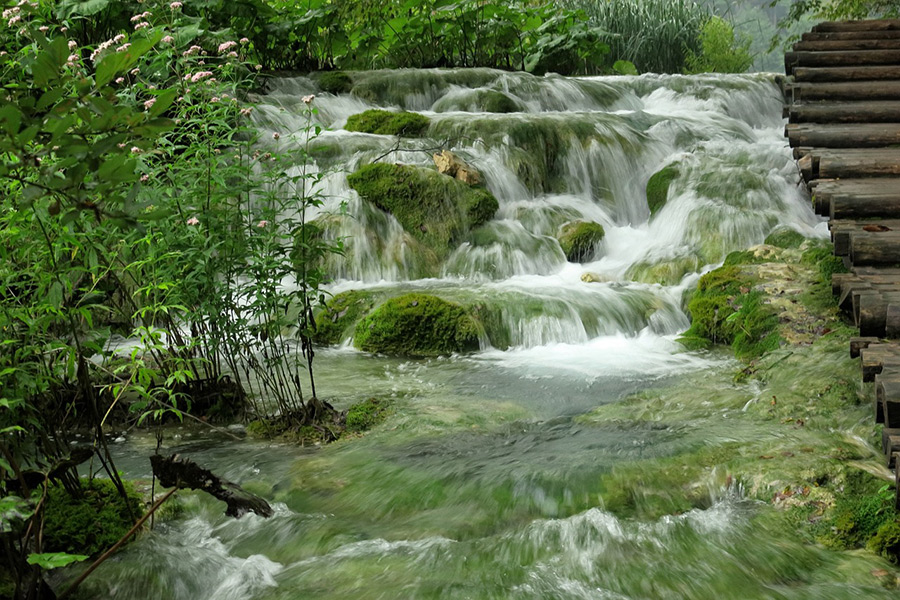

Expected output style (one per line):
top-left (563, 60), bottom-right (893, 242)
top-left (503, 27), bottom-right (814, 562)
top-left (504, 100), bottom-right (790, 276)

top-left (802, 30), bottom-right (900, 41)
top-left (150, 454), bottom-right (273, 518)
top-left (877, 374), bottom-right (900, 427)
top-left (850, 336), bottom-right (880, 358)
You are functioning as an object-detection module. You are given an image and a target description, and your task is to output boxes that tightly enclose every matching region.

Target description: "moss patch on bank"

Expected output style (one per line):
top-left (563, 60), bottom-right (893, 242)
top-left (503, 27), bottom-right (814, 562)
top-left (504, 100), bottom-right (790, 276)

top-left (345, 109), bottom-right (431, 137)
top-left (347, 162), bottom-right (498, 260)
top-left (43, 478), bottom-right (143, 557)
top-left (354, 293), bottom-right (481, 357)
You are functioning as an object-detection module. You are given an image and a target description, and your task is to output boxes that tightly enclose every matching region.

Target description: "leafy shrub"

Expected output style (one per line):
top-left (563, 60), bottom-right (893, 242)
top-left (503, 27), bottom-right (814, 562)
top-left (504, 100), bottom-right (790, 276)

top-left (685, 17), bottom-right (753, 74)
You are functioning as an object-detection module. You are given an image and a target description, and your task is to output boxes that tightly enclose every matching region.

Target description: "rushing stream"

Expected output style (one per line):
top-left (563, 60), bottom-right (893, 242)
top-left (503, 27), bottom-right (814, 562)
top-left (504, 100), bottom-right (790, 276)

top-left (66, 70), bottom-right (900, 598)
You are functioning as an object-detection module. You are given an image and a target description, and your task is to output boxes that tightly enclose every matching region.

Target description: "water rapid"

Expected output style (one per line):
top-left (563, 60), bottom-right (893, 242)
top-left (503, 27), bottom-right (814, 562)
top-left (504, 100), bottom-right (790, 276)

top-left (69, 70), bottom-right (899, 600)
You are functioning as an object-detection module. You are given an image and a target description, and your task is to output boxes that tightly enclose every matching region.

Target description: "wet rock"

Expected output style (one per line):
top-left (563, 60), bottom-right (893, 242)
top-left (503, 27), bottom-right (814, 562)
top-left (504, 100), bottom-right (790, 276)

top-left (581, 272), bottom-right (610, 283)
top-left (557, 221), bottom-right (605, 263)
top-left (433, 150), bottom-right (482, 186)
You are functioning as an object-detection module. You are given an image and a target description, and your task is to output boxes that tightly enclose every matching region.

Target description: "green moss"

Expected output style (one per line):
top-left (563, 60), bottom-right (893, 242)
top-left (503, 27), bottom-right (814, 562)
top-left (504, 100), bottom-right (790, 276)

top-left (345, 397), bottom-right (393, 432)
top-left (347, 163), bottom-right (498, 259)
top-left (626, 256), bottom-right (702, 285)
top-left (646, 164), bottom-right (679, 215)
top-left (43, 478), bottom-right (143, 557)
top-left (314, 290), bottom-right (376, 346)
top-left (316, 71), bottom-right (353, 95)
top-left (354, 293), bottom-right (481, 357)
top-left (764, 227), bottom-right (807, 249)
top-left (680, 265), bottom-right (780, 360)
top-left (344, 109), bottom-right (431, 137)
top-left (869, 519), bottom-right (900, 564)
top-left (802, 241), bottom-right (849, 283)
top-left (822, 469), bottom-right (894, 550)
top-left (557, 221), bottom-right (605, 262)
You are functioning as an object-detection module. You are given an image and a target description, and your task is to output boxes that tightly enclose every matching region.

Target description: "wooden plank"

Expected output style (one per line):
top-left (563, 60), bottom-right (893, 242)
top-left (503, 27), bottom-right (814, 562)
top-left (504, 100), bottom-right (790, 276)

top-left (860, 344), bottom-right (900, 381)
top-left (807, 149), bottom-right (900, 180)
top-left (788, 101), bottom-right (900, 124)
top-left (793, 65), bottom-right (900, 81)
top-left (786, 81), bottom-right (900, 101)
top-left (851, 336), bottom-right (880, 358)
top-left (831, 219), bottom-right (900, 255)
top-left (813, 19), bottom-right (900, 32)
top-left (794, 39), bottom-right (900, 51)
top-left (850, 230), bottom-right (900, 266)
top-left (787, 122), bottom-right (900, 148)
top-left (802, 30), bottom-right (900, 41)
top-left (877, 374), bottom-right (900, 427)
top-left (786, 50), bottom-right (900, 73)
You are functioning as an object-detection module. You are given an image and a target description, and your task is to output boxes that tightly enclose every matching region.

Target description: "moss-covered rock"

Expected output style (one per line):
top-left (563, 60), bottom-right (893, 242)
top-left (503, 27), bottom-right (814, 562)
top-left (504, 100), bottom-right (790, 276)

top-left (679, 265), bottom-right (780, 359)
top-left (354, 293), bottom-right (481, 357)
top-left (43, 478), bottom-right (143, 557)
top-left (347, 163), bottom-right (499, 259)
top-left (345, 109), bottom-right (431, 137)
top-left (314, 290), bottom-right (376, 346)
top-left (646, 164), bottom-right (679, 215)
top-left (557, 221), bottom-right (605, 262)
top-left (345, 397), bottom-right (393, 432)
top-left (316, 71), bottom-right (353, 95)
top-left (433, 89), bottom-right (524, 113)
top-left (765, 227), bottom-right (807, 249)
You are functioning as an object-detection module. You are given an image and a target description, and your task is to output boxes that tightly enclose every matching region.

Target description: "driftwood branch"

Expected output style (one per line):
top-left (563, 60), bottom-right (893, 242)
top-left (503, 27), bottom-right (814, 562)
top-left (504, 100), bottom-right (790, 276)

top-left (149, 454), bottom-right (273, 518)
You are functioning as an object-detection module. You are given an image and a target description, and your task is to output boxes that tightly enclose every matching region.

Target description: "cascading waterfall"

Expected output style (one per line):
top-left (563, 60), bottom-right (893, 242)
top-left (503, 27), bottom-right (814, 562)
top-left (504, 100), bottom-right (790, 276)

top-left (73, 71), bottom-right (891, 600)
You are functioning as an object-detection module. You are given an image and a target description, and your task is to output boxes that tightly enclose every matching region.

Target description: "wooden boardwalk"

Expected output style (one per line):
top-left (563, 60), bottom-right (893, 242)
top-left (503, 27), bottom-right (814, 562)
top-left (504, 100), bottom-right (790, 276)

top-left (784, 19), bottom-right (900, 507)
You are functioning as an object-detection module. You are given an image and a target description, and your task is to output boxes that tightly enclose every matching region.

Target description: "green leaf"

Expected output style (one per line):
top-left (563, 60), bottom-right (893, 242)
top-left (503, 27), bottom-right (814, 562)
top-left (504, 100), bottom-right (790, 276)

top-left (149, 88), bottom-right (178, 118)
top-left (55, 0), bottom-right (111, 19)
top-left (96, 32), bottom-right (163, 87)
top-left (613, 59), bottom-right (638, 75)
top-left (27, 552), bottom-right (89, 570)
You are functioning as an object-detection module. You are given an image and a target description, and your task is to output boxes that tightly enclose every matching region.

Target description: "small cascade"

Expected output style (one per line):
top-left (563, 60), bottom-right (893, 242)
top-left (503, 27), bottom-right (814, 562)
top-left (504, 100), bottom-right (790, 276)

top-left (252, 68), bottom-right (822, 353)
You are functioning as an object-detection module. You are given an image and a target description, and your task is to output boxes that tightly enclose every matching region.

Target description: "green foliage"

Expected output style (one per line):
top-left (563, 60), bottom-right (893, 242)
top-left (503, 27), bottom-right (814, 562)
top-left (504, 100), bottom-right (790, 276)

top-left (764, 228), bottom-right (806, 249)
top-left (557, 221), bottom-right (606, 262)
top-left (612, 59), bottom-right (639, 75)
top-left (344, 109), bottom-right (431, 137)
top-left (43, 478), bottom-right (142, 557)
top-left (646, 164), bottom-right (680, 215)
top-left (354, 294), bottom-right (481, 357)
top-left (26, 552), bottom-right (89, 570)
top-left (347, 163), bottom-right (498, 259)
top-left (314, 291), bottom-right (376, 346)
top-left (685, 17), bottom-right (753, 74)
top-left (345, 397), bottom-right (392, 432)
top-left (564, 0), bottom-right (709, 73)
top-left (316, 71), bottom-right (353, 95)
top-left (681, 266), bottom-right (781, 359)
top-left (868, 519), bottom-right (900, 564)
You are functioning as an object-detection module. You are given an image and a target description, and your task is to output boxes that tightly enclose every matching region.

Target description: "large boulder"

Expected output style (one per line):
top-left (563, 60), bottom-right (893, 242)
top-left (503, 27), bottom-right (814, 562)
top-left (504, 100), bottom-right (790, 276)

top-left (557, 221), bottom-right (605, 262)
top-left (313, 290), bottom-right (376, 346)
top-left (347, 163), bottom-right (499, 259)
top-left (354, 293), bottom-right (481, 357)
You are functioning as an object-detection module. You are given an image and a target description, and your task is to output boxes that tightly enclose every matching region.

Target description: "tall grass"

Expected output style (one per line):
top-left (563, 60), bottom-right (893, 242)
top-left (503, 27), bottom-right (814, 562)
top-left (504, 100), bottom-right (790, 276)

top-left (564, 0), bottom-right (710, 73)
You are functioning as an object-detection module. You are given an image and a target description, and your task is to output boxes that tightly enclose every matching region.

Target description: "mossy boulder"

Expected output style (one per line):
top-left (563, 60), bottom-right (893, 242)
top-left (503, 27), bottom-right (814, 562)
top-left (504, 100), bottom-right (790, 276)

top-left (646, 164), bottom-right (680, 215)
top-left (354, 293), bottom-right (481, 357)
top-left (43, 478), bottom-right (143, 557)
top-left (345, 109), bottom-right (431, 137)
top-left (679, 265), bottom-right (780, 359)
top-left (869, 519), bottom-right (900, 564)
top-left (557, 221), bottom-right (605, 262)
top-left (314, 290), bottom-right (376, 346)
top-left (765, 227), bottom-right (807, 249)
top-left (316, 71), bottom-right (353, 95)
top-left (347, 163), bottom-right (499, 259)
top-left (433, 89), bottom-right (524, 113)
